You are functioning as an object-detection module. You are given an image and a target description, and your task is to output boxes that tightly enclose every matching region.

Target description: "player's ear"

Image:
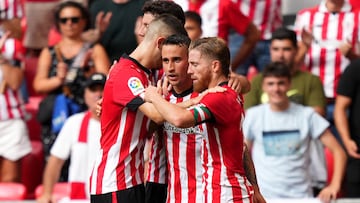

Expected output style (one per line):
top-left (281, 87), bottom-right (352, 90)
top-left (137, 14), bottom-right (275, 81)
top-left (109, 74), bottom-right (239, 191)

top-left (211, 60), bottom-right (221, 73)
top-left (156, 37), bottom-right (166, 49)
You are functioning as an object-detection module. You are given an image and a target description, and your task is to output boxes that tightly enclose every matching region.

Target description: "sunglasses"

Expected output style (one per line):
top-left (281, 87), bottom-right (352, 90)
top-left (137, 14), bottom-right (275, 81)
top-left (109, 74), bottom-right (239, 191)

top-left (59, 17), bottom-right (81, 24)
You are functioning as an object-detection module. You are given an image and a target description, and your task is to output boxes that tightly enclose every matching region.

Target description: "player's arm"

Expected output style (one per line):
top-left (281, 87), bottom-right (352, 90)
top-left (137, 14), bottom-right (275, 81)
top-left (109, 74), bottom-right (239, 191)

top-left (243, 143), bottom-right (266, 203)
top-left (132, 97), bottom-right (165, 124)
top-left (144, 85), bottom-right (197, 128)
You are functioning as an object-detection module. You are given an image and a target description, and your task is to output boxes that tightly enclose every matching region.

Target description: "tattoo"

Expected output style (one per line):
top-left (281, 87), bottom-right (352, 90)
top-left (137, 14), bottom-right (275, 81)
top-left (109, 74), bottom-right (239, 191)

top-left (243, 143), bottom-right (258, 186)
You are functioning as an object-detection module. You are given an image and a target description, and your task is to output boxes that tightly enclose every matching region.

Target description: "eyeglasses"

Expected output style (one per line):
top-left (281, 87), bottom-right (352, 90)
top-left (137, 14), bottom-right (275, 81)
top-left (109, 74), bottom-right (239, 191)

top-left (59, 17), bottom-right (81, 24)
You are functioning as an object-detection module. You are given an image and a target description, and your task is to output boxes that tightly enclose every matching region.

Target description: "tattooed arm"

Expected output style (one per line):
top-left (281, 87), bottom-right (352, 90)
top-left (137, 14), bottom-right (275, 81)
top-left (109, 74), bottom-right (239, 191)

top-left (243, 143), bottom-right (266, 203)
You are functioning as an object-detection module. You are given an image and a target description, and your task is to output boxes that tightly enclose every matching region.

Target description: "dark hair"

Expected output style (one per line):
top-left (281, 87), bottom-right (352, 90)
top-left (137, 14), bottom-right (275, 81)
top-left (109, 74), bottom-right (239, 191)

top-left (185, 11), bottom-right (202, 26)
top-left (54, 1), bottom-right (91, 32)
top-left (271, 27), bottom-right (297, 48)
top-left (162, 34), bottom-right (191, 48)
top-left (190, 37), bottom-right (230, 76)
top-left (263, 62), bottom-right (291, 81)
top-left (142, 0), bottom-right (185, 25)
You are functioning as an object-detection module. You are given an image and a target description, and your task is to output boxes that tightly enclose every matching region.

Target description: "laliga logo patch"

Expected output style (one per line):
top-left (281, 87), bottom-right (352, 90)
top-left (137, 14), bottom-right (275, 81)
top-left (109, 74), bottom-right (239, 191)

top-left (128, 77), bottom-right (145, 96)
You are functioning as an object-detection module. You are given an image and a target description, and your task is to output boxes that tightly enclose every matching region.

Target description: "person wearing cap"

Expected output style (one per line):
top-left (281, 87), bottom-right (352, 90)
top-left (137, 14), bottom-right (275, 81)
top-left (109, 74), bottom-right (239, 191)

top-left (37, 73), bottom-right (106, 203)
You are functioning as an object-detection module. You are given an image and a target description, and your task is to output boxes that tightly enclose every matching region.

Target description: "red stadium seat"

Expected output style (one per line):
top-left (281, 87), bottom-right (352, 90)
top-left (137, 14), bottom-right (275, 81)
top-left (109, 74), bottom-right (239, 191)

top-left (21, 141), bottom-right (44, 199)
top-left (35, 182), bottom-right (71, 201)
top-left (0, 183), bottom-right (27, 200)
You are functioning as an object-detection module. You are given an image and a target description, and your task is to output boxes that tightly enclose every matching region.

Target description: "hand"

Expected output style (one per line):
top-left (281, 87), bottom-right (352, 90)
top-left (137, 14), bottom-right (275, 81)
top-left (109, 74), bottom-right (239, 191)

top-left (36, 193), bottom-right (55, 203)
top-left (317, 185), bottom-right (339, 203)
top-left (253, 189), bottom-right (266, 203)
top-left (156, 76), bottom-right (172, 96)
top-left (95, 11), bottom-right (112, 34)
top-left (344, 139), bottom-right (360, 159)
top-left (339, 41), bottom-right (352, 58)
top-left (301, 27), bottom-right (313, 48)
top-left (96, 98), bottom-right (103, 117)
top-left (144, 85), bottom-right (159, 103)
top-left (228, 72), bottom-right (250, 94)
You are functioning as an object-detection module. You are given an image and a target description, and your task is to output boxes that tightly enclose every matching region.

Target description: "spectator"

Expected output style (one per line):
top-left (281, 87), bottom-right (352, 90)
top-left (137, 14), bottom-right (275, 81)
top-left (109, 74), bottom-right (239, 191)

top-left (243, 61), bottom-right (346, 201)
top-left (144, 37), bottom-right (258, 203)
top-left (89, 0), bottom-right (145, 62)
top-left (334, 59), bottom-right (360, 197)
top-left (89, 15), bottom-right (187, 203)
top-left (36, 73), bottom-right (106, 203)
top-left (0, 28), bottom-right (31, 183)
top-left (173, 0), bottom-right (260, 71)
top-left (33, 0), bottom-right (109, 180)
top-left (244, 27), bottom-right (329, 195)
top-left (229, 0), bottom-right (283, 75)
top-left (294, 0), bottom-right (360, 142)
top-left (184, 11), bottom-right (202, 41)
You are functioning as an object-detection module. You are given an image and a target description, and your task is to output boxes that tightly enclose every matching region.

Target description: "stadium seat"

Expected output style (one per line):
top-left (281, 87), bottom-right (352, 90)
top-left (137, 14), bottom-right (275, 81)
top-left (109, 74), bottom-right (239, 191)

top-left (0, 182), bottom-right (27, 200)
top-left (21, 141), bottom-right (44, 199)
top-left (35, 182), bottom-right (71, 201)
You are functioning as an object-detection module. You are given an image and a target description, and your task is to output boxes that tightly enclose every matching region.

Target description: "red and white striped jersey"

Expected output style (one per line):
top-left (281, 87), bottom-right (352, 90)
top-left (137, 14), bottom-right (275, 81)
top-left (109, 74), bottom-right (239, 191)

top-left (235, 0), bottom-right (282, 40)
top-left (146, 132), bottom-right (167, 184)
top-left (294, 1), bottom-right (360, 98)
top-left (190, 85), bottom-right (253, 203)
top-left (0, 31), bottom-right (26, 121)
top-left (0, 0), bottom-right (23, 19)
top-left (173, 0), bottom-right (251, 41)
top-left (90, 55), bottom-right (151, 195)
top-left (0, 69), bottom-right (26, 121)
top-left (165, 89), bottom-right (203, 203)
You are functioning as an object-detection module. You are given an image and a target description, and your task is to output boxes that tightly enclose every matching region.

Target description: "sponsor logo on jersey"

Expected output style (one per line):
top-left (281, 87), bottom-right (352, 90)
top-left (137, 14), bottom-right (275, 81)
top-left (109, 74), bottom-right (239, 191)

top-left (128, 77), bottom-right (145, 96)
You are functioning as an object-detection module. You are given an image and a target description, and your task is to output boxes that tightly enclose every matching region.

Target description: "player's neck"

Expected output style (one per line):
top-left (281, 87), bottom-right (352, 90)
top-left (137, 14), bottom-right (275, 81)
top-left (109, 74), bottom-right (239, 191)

top-left (173, 80), bottom-right (193, 94)
top-left (209, 75), bottom-right (227, 89)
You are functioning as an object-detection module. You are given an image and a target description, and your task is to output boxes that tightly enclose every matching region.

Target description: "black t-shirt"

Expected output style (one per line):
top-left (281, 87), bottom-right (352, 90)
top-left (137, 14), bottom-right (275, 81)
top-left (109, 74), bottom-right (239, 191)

top-left (90, 0), bottom-right (145, 62)
top-left (337, 59), bottom-right (360, 146)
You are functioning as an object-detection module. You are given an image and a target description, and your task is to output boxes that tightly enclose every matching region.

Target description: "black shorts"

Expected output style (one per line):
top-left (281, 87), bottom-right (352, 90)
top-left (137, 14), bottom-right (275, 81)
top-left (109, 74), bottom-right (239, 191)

top-left (145, 182), bottom-right (167, 203)
top-left (91, 184), bottom-right (145, 203)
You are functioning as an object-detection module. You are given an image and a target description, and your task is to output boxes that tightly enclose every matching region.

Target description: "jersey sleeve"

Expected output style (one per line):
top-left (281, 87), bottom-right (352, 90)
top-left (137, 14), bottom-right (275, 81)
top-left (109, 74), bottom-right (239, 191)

top-left (189, 103), bottom-right (214, 125)
top-left (111, 64), bottom-right (147, 111)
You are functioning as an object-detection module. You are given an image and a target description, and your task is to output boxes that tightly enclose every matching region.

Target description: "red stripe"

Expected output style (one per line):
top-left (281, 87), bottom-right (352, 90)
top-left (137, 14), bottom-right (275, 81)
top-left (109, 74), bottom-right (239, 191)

top-left (202, 139), bottom-right (208, 203)
top-left (248, 0), bottom-right (257, 20)
top-left (4, 91), bottom-right (14, 119)
top-left (260, 0), bottom-right (271, 38)
top-left (307, 9), bottom-right (316, 72)
top-left (130, 146), bottom-right (138, 186)
top-left (332, 13), bottom-right (345, 98)
top-left (112, 191), bottom-right (117, 203)
top-left (188, 0), bottom-right (204, 13)
top-left (173, 133), bottom-right (182, 203)
top-left (78, 112), bottom-right (91, 143)
top-left (96, 151), bottom-right (107, 194)
top-left (351, 11), bottom-right (359, 48)
top-left (318, 13), bottom-right (329, 83)
top-left (186, 134), bottom-right (196, 203)
top-left (153, 135), bottom-right (162, 182)
top-left (5, 0), bottom-right (9, 19)
top-left (117, 112), bottom-right (136, 189)
top-left (208, 130), bottom-right (221, 203)
top-left (147, 137), bottom-right (155, 181)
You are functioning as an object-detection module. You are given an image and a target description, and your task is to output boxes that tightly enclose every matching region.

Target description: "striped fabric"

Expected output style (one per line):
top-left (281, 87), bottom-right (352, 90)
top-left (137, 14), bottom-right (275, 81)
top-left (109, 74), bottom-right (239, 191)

top-left (294, 0), bottom-right (360, 98)
top-left (236, 0), bottom-right (282, 40)
top-left (90, 56), bottom-right (151, 195)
